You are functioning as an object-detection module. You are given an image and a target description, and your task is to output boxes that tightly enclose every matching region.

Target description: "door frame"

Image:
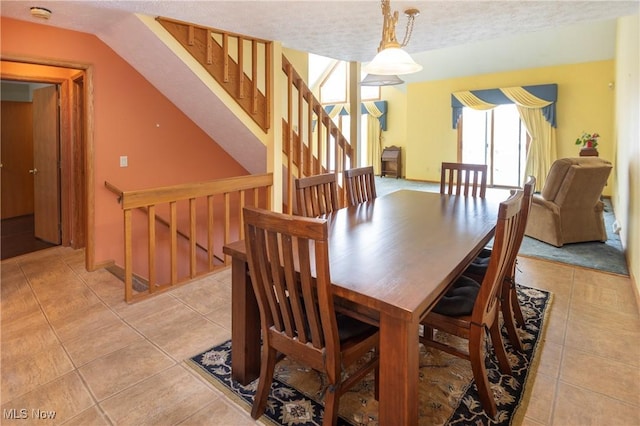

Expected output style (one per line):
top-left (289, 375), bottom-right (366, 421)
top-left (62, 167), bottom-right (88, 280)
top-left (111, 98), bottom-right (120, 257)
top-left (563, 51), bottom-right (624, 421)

top-left (1, 55), bottom-right (95, 271)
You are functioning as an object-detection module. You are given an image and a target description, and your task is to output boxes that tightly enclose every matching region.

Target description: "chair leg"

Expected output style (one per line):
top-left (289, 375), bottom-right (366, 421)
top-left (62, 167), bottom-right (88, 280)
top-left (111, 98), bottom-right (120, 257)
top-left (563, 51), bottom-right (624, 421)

top-left (510, 281), bottom-right (525, 325)
top-left (468, 324), bottom-right (498, 418)
top-left (508, 263), bottom-right (525, 326)
top-left (422, 324), bottom-right (434, 341)
top-left (374, 355), bottom-right (380, 401)
top-left (501, 280), bottom-right (524, 352)
top-left (488, 321), bottom-right (512, 375)
top-left (322, 385), bottom-right (340, 426)
top-left (251, 345), bottom-right (277, 420)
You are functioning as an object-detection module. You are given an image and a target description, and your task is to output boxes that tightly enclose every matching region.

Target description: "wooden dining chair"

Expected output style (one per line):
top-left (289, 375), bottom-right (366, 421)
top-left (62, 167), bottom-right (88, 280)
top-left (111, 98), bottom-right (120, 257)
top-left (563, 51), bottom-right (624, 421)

top-left (294, 173), bottom-right (341, 218)
top-left (344, 166), bottom-right (377, 206)
top-left (440, 162), bottom-right (488, 197)
top-left (243, 207), bottom-right (379, 425)
top-left (464, 176), bottom-right (536, 352)
top-left (420, 189), bottom-right (525, 419)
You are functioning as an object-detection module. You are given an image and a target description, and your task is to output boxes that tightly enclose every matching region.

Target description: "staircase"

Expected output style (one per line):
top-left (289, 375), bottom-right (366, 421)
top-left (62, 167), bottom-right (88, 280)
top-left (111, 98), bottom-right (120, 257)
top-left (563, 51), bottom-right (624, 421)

top-left (157, 17), bottom-right (271, 133)
top-left (157, 17), bottom-right (354, 212)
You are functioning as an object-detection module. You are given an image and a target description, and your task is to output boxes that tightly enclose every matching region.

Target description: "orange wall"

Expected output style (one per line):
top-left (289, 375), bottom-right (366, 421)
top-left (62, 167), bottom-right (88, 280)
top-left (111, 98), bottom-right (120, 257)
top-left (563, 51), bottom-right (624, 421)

top-left (1, 17), bottom-right (248, 266)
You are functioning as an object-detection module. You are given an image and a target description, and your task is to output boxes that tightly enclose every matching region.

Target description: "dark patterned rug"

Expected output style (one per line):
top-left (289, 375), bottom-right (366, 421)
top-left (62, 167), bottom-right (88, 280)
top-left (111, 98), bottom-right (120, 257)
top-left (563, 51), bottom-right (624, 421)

top-left (187, 285), bottom-right (551, 426)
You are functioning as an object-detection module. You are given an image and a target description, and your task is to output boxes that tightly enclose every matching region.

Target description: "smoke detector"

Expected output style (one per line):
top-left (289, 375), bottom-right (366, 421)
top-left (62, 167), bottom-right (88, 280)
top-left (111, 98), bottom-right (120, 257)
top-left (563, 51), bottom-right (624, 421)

top-left (30, 7), bottom-right (52, 20)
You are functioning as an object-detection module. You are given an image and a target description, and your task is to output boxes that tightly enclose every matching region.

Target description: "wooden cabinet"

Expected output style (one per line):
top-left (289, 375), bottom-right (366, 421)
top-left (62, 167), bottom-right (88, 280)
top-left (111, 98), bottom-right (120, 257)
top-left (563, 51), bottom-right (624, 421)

top-left (579, 147), bottom-right (599, 157)
top-left (381, 146), bottom-right (402, 178)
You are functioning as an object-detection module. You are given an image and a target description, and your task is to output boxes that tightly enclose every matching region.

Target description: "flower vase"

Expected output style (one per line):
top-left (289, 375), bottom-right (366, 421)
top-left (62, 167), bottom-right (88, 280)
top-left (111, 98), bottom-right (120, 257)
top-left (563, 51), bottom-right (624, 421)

top-left (580, 143), bottom-right (599, 157)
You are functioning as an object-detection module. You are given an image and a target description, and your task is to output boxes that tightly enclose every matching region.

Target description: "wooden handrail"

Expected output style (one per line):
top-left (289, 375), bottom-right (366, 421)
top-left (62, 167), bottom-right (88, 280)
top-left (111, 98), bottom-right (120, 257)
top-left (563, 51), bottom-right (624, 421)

top-left (104, 181), bottom-right (123, 203)
top-left (157, 17), bottom-right (271, 132)
top-left (106, 173), bottom-right (273, 303)
top-left (106, 181), bottom-right (224, 264)
top-left (281, 56), bottom-right (354, 212)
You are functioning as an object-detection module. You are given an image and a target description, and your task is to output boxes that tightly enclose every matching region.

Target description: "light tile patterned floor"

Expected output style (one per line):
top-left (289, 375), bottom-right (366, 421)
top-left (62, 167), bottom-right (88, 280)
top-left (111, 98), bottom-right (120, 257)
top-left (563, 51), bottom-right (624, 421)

top-left (1, 246), bottom-right (639, 425)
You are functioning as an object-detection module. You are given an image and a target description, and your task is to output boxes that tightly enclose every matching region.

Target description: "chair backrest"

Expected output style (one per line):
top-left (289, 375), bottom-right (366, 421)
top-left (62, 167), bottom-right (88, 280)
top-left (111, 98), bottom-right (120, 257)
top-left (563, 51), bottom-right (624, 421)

top-left (344, 166), bottom-right (377, 206)
top-left (514, 175), bottom-right (536, 252)
top-left (243, 207), bottom-right (340, 370)
top-left (294, 173), bottom-right (341, 218)
top-left (540, 158), bottom-right (612, 209)
top-left (440, 162), bottom-right (488, 197)
top-left (472, 190), bottom-right (524, 326)
top-left (554, 160), bottom-right (613, 210)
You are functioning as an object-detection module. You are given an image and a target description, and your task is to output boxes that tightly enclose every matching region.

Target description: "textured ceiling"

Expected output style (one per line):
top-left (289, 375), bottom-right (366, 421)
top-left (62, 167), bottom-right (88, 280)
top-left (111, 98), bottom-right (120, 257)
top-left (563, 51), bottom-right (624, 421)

top-left (2, 1), bottom-right (638, 63)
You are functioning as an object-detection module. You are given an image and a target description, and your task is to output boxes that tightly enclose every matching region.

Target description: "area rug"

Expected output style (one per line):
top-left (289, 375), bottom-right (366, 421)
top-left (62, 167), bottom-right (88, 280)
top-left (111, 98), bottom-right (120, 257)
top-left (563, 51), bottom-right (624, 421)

top-left (187, 285), bottom-right (551, 426)
top-left (518, 199), bottom-right (628, 275)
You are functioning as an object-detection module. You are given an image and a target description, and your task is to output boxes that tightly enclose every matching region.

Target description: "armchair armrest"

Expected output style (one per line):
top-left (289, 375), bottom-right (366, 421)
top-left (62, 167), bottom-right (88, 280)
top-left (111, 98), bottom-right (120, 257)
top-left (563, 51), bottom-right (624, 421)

top-left (531, 194), bottom-right (560, 215)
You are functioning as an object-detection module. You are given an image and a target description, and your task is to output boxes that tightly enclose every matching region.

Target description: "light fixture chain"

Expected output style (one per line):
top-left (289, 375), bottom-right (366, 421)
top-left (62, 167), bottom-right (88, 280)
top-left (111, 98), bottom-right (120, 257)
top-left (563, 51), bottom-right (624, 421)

top-left (401, 14), bottom-right (416, 47)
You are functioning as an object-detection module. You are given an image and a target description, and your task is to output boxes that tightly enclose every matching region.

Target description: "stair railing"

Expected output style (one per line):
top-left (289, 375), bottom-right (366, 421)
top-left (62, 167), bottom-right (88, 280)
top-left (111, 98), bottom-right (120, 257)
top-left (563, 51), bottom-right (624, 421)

top-left (157, 17), bottom-right (271, 132)
top-left (157, 17), bottom-right (354, 212)
top-left (281, 56), bottom-right (354, 213)
top-left (105, 173), bottom-right (272, 303)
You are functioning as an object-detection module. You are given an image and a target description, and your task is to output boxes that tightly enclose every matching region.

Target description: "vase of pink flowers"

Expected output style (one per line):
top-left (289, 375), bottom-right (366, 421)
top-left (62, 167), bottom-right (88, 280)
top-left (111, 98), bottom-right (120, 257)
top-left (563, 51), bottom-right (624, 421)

top-left (575, 132), bottom-right (599, 149)
top-left (576, 132), bottom-right (600, 156)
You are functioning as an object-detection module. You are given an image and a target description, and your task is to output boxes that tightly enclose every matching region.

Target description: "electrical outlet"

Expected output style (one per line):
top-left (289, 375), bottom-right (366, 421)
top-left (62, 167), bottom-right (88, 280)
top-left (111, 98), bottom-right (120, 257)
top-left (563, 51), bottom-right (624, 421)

top-left (120, 156), bottom-right (128, 167)
top-left (612, 220), bottom-right (621, 235)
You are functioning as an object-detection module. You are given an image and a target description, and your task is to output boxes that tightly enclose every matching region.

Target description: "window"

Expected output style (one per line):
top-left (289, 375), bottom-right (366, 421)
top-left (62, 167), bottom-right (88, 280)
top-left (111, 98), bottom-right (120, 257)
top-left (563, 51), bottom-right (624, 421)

top-left (320, 61), bottom-right (347, 104)
top-left (310, 55), bottom-right (387, 170)
top-left (460, 104), bottom-right (529, 188)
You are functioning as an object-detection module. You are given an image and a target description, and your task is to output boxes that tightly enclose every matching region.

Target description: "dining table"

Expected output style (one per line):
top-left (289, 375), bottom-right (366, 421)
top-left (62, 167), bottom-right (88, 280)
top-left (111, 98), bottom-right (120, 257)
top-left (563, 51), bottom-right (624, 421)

top-left (222, 189), bottom-right (507, 425)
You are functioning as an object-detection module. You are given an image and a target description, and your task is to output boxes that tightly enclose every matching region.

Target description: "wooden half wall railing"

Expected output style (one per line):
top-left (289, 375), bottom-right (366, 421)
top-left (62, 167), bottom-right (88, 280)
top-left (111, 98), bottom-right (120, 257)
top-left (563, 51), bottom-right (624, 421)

top-left (157, 16), bottom-right (271, 133)
top-left (281, 56), bottom-right (354, 213)
top-left (105, 173), bottom-right (273, 303)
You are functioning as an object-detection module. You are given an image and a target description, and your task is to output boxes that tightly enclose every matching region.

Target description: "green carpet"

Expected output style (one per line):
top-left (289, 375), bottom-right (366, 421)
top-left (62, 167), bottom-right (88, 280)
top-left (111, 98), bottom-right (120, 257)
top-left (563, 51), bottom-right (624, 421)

top-left (188, 285), bottom-right (551, 426)
top-left (375, 177), bottom-right (628, 276)
top-left (517, 198), bottom-right (627, 275)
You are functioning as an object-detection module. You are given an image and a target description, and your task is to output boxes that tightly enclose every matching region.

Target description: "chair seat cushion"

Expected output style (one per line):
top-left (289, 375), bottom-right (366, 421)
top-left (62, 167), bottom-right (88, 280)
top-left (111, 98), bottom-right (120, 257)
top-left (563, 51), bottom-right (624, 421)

top-left (465, 248), bottom-right (492, 276)
top-left (431, 276), bottom-right (481, 316)
top-left (336, 314), bottom-right (377, 342)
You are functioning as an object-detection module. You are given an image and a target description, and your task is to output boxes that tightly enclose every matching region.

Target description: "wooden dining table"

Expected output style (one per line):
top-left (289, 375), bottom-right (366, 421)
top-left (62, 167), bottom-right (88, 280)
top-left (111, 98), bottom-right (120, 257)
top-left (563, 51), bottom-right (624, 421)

top-left (223, 189), bottom-right (506, 425)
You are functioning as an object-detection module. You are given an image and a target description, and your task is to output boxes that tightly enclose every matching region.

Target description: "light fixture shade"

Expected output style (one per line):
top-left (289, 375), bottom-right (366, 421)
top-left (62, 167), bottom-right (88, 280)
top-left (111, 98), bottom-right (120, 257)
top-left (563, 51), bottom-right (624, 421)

top-left (363, 47), bottom-right (423, 75)
top-left (361, 74), bottom-right (405, 86)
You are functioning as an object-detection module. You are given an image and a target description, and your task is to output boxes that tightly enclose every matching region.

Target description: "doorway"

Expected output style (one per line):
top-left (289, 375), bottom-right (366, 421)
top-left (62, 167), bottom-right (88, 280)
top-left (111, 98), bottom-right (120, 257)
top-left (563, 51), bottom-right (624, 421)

top-left (1, 60), bottom-right (88, 262)
top-left (1, 82), bottom-right (61, 259)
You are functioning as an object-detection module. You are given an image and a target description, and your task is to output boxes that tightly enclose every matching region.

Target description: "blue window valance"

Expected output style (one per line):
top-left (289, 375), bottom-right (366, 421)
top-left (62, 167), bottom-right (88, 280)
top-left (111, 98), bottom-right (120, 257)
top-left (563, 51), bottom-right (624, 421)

top-left (451, 84), bottom-right (557, 129)
top-left (324, 101), bottom-right (388, 131)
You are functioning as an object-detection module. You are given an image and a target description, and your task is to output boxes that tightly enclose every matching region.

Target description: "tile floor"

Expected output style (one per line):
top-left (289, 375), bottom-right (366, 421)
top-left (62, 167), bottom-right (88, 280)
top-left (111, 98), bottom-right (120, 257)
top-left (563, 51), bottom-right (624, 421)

top-left (1, 246), bottom-right (639, 425)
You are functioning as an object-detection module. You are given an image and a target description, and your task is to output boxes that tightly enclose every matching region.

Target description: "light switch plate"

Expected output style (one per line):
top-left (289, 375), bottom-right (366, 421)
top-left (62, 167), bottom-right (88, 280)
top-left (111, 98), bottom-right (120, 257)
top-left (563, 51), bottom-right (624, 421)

top-left (120, 156), bottom-right (128, 167)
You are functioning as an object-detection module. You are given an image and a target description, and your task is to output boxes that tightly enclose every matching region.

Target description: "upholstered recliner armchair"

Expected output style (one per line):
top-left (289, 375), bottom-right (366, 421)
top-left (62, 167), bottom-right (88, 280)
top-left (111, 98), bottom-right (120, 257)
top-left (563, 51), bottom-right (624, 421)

top-left (525, 157), bottom-right (612, 247)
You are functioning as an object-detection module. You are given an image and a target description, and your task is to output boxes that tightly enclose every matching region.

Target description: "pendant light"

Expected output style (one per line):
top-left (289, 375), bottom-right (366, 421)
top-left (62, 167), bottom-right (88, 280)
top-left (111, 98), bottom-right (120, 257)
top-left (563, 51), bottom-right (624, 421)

top-left (362, 0), bottom-right (422, 76)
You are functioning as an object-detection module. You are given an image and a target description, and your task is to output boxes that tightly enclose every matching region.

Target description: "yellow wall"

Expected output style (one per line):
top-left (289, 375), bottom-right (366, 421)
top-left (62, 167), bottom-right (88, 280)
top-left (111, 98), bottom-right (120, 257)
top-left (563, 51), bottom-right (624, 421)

top-left (284, 47), bottom-right (309, 82)
top-left (401, 61), bottom-right (615, 195)
top-left (380, 86), bottom-right (408, 177)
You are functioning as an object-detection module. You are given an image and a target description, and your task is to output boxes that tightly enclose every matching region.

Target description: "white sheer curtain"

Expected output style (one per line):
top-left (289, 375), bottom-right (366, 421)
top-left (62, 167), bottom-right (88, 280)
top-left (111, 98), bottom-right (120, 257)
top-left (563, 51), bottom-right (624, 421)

top-left (363, 102), bottom-right (384, 174)
top-left (515, 106), bottom-right (556, 191)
